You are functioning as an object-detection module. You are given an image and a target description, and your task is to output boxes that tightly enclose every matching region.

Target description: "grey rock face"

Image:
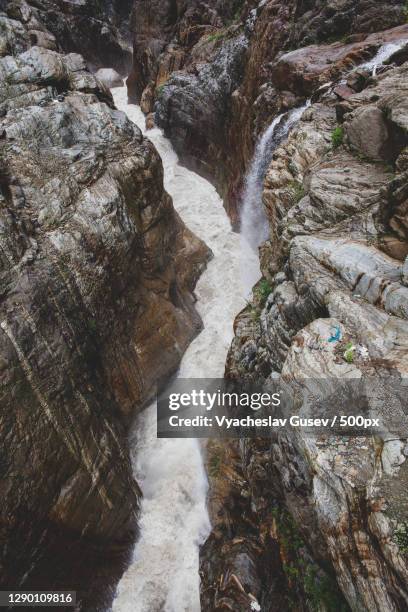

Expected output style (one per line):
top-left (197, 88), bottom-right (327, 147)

top-left (1, 0), bottom-right (133, 73)
top-left (345, 106), bottom-right (390, 160)
top-left (95, 67), bottom-right (123, 88)
top-left (155, 34), bottom-right (248, 207)
top-left (210, 53), bottom-right (408, 612)
top-left (0, 38), bottom-right (209, 607)
top-left (403, 256), bottom-right (408, 286)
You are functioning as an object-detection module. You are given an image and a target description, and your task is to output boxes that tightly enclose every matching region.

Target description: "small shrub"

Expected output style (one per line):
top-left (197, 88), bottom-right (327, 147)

top-left (255, 279), bottom-right (273, 303)
top-left (394, 523), bottom-right (408, 553)
top-left (331, 126), bottom-right (344, 148)
top-left (156, 84), bottom-right (165, 96)
top-left (289, 180), bottom-right (306, 204)
top-left (344, 342), bottom-right (355, 363)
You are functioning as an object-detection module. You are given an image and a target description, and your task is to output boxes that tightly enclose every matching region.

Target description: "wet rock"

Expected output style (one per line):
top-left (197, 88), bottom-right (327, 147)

top-left (272, 41), bottom-right (377, 96)
top-left (334, 83), bottom-right (355, 99)
top-left (145, 112), bottom-right (155, 130)
top-left (0, 40), bottom-right (209, 605)
top-left (346, 67), bottom-right (370, 92)
top-left (272, 24), bottom-right (408, 97)
top-left (140, 81), bottom-right (155, 114)
top-left (218, 50), bottom-right (408, 612)
top-left (95, 67), bottom-right (123, 88)
top-left (155, 35), bottom-right (248, 215)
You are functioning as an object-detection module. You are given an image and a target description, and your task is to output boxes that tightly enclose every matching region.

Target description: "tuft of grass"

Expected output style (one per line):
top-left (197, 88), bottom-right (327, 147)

top-left (206, 32), bottom-right (225, 44)
top-left (255, 279), bottom-right (273, 304)
top-left (289, 180), bottom-right (306, 204)
top-left (394, 523), bottom-right (408, 553)
top-left (331, 126), bottom-right (344, 148)
top-left (208, 450), bottom-right (224, 478)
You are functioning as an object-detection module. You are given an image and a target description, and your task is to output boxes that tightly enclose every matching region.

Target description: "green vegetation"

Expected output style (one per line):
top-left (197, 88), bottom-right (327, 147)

top-left (206, 31), bottom-right (225, 44)
top-left (247, 279), bottom-right (273, 322)
top-left (289, 180), bottom-right (306, 204)
top-left (271, 505), bottom-right (349, 611)
top-left (208, 449), bottom-right (224, 478)
top-left (331, 125), bottom-right (344, 148)
top-left (394, 523), bottom-right (408, 553)
top-left (245, 298), bottom-right (261, 323)
top-left (344, 342), bottom-right (355, 363)
top-left (271, 506), bottom-right (304, 554)
top-left (304, 566), bottom-right (349, 612)
top-left (156, 84), bottom-right (166, 96)
top-left (254, 278), bottom-right (272, 305)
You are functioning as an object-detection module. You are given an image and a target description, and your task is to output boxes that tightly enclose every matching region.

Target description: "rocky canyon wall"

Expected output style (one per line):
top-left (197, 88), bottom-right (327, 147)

top-left (200, 16), bottom-right (408, 612)
top-left (0, 4), bottom-right (209, 608)
top-left (125, 0), bottom-right (408, 610)
top-left (2, 0), bottom-right (134, 73)
top-left (129, 0), bottom-right (406, 222)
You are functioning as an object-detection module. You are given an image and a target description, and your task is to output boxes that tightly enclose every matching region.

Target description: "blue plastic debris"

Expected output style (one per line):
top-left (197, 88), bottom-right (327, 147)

top-left (328, 326), bottom-right (342, 343)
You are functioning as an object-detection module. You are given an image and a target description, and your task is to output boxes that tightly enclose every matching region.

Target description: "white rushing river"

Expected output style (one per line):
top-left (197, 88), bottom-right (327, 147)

top-left (111, 86), bottom-right (258, 612)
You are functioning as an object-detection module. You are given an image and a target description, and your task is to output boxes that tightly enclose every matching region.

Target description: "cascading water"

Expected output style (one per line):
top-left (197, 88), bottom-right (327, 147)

top-left (358, 39), bottom-right (407, 75)
top-left (107, 30), bottom-right (408, 612)
top-left (110, 82), bottom-right (311, 612)
top-left (110, 87), bottom-right (258, 612)
top-left (240, 101), bottom-right (310, 291)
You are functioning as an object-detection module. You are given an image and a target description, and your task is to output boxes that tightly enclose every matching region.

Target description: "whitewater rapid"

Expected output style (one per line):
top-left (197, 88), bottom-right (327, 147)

top-left (111, 87), bottom-right (257, 612)
top-left (359, 39), bottom-right (406, 75)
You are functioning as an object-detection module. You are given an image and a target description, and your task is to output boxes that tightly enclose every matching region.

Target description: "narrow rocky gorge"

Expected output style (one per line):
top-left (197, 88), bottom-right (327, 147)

top-left (2, 0), bottom-right (408, 611)
top-left (125, 0), bottom-right (408, 610)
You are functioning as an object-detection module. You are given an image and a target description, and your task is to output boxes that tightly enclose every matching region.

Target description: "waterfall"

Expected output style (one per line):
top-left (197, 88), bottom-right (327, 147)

top-left (240, 101), bottom-right (310, 291)
top-left (110, 86), bottom-right (258, 612)
top-left (358, 39), bottom-right (406, 76)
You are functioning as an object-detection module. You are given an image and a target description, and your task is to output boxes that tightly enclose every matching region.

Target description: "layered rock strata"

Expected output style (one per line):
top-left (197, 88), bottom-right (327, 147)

top-left (1, 0), bottom-right (133, 73)
top-left (201, 33), bottom-right (408, 612)
top-left (0, 10), bottom-right (209, 608)
top-left (129, 0), bottom-right (407, 220)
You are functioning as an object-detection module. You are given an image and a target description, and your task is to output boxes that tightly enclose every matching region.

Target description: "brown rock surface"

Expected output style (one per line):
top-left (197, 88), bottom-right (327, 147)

top-left (0, 14), bottom-right (210, 609)
top-left (131, 0), bottom-right (407, 220)
top-left (272, 24), bottom-right (408, 96)
top-left (203, 48), bottom-right (408, 612)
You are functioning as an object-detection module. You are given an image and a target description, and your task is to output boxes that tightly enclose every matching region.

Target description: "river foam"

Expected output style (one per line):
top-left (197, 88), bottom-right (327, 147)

top-left (111, 87), bottom-right (257, 612)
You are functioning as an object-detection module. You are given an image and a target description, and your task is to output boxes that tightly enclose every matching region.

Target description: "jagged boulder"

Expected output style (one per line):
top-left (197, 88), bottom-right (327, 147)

top-left (95, 67), bottom-right (123, 88)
